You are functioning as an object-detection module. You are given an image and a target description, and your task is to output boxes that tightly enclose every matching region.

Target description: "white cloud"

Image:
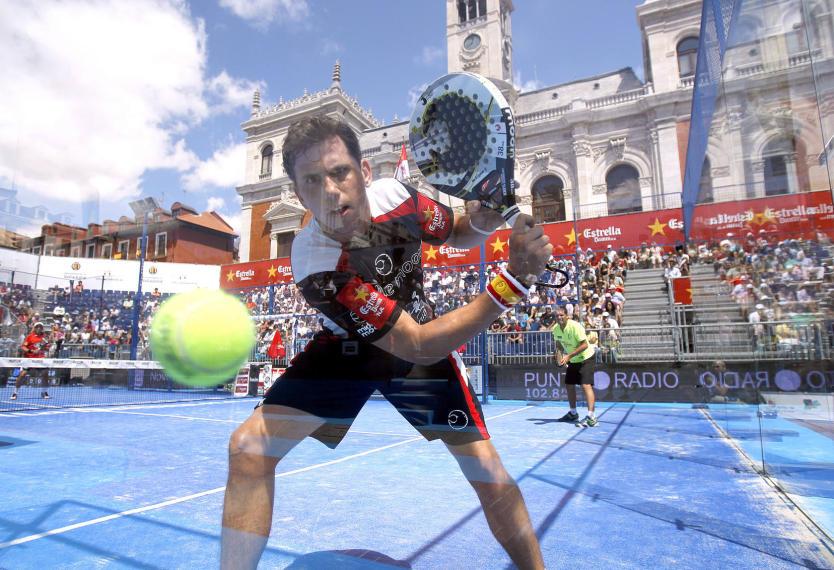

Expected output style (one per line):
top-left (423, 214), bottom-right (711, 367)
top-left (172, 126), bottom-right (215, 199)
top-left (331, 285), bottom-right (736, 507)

top-left (0, 0), bottom-right (260, 210)
top-left (319, 39), bottom-right (342, 56)
top-left (207, 71), bottom-right (264, 114)
top-left (182, 142), bottom-right (246, 192)
top-left (407, 82), bottom-right (430, 111)
top-left (219, 0), bottom-right (309, 27)
top-left (207, 196), bottom-right (226, 211)
top-left (513, 70), bottom-right (543, 93)
top-left (414, 46), bottom-right (444, 66)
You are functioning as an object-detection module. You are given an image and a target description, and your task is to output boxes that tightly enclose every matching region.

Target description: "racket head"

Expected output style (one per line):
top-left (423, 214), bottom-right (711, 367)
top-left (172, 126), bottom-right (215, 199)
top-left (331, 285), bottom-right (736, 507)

top-left (409, 72), bottom-right (516, 218)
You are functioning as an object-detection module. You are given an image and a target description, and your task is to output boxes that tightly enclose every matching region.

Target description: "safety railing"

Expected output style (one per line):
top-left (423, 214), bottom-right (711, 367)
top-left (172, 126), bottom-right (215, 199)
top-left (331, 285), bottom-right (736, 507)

top-left (3, 320), bottom-right (829, 368)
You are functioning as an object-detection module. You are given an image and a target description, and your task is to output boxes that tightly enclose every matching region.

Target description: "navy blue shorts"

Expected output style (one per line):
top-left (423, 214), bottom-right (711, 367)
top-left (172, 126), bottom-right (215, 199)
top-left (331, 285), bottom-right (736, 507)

top-left (260, 335), bottom-right (490, 448)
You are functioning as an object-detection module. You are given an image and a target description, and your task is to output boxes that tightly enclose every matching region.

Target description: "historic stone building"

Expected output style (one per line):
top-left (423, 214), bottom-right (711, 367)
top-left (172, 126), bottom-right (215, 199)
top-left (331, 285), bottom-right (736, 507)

top-left (236, 0), bottom-right (833, 262)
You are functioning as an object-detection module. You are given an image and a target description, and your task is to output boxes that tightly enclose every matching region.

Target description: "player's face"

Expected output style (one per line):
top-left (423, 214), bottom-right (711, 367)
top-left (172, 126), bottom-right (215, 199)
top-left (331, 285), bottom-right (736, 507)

top-left (293, 135), bottom-right (372, 242)
top-left (555, 310), bottom-right (568, 327)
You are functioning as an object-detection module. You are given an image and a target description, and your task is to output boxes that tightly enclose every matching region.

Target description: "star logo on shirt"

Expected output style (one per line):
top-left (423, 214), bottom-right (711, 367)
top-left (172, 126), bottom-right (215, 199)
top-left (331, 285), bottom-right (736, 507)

top-left (423, 206), bottom-right (434, 222)
top-left (353, 285), bottom-right (370, 302)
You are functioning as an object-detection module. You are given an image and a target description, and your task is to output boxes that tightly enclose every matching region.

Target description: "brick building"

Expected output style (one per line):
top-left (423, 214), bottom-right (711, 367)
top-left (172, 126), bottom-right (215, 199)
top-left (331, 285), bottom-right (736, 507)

top-left (19, 202), bottom-right (237, 265)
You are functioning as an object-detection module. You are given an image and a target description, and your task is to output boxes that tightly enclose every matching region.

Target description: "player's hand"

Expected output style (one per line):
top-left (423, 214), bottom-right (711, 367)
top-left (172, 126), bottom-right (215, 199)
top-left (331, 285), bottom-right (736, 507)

top-left (558, 355), bottom-right (569, 367)
top-left (507, 214), bottom-right (552, 286)
top-left (465, 200), bottom-right (503, 233)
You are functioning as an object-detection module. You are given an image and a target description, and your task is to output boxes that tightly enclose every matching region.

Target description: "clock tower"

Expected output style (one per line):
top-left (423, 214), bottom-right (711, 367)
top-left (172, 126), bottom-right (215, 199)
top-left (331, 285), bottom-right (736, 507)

top-left (446, 0), bottom-right (515, 100)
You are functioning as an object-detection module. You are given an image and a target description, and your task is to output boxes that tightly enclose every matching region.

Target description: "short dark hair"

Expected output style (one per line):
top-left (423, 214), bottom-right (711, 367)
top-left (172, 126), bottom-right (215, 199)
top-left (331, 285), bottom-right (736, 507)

top-left (554, 305), bottom-right (568, 315)
top-left (281, 115), bottom-right (363, 183)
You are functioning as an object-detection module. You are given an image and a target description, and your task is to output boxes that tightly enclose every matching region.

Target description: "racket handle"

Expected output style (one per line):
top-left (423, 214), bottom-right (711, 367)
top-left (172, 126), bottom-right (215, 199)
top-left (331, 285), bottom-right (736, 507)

top-left (501, 205), bottom-right (521, 227)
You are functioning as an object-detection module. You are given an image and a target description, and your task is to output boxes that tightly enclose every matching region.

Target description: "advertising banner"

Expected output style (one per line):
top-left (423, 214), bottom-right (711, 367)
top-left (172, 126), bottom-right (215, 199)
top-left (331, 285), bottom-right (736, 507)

top-left (690, 191), bottom-right (834, 242)
top-left (494, 360), bottom-right (833, 402)
top-left (220, 257), bottom-right (293, 289)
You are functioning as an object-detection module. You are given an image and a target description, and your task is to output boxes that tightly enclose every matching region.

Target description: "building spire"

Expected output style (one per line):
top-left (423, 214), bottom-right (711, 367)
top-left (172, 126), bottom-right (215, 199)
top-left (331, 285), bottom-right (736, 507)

top-left (251, 89), bottom-right (261, 116)
top-left (330, 60), bottom-right (342, 92)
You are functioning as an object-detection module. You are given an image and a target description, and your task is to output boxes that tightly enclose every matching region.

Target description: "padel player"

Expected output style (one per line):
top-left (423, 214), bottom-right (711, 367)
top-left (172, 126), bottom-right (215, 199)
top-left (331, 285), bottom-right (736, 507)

top-left (552, 306), bottom-right (598, 427)
top-left (10, 322), bottom-right (50, 400)
top-left (222, 116), bottom-right (551, 570)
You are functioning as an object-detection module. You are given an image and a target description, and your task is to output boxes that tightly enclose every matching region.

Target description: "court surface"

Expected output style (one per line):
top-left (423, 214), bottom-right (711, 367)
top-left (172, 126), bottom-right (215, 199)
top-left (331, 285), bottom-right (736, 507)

top-left (1, 398), bottom-right (833, 569)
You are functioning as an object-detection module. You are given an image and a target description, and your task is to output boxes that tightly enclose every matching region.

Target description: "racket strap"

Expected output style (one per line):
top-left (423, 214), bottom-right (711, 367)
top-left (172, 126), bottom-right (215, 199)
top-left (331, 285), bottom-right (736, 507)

top-left (485, 268), bottom-right (529, 311)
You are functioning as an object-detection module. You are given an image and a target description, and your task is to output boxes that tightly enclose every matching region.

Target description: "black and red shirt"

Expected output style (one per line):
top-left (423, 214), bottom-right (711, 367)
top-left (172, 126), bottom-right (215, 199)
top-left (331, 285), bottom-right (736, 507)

top-left (292, 179), bottom-right (454, 343)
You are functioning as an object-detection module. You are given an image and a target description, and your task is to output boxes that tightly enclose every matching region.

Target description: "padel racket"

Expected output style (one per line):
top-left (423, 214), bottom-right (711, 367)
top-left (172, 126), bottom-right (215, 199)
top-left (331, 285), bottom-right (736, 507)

top-left (410, 72), bottom-right (570, 289)
top-left (409, 72), bottom-right (519, 226)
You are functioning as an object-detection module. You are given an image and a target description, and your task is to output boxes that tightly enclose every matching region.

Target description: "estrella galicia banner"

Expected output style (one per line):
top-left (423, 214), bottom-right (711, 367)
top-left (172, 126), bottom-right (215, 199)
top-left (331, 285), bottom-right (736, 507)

top-left (493, 361), bottom-right (834, 402)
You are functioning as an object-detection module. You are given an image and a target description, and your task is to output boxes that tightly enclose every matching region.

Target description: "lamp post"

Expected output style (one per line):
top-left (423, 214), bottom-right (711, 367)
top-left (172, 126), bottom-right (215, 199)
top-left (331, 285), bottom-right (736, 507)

top-left (128, 197), bottom-right (159, 362)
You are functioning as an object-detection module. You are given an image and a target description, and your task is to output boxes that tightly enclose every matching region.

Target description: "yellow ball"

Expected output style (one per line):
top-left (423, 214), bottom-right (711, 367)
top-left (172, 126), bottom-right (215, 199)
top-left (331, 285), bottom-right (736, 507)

top-left (149, 289), bottom-right (256, 387)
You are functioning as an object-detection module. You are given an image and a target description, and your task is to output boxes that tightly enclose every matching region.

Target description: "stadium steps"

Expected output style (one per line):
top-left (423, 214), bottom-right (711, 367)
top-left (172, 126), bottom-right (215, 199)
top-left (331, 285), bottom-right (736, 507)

top-left (620, 267), bottom-right (676, 351)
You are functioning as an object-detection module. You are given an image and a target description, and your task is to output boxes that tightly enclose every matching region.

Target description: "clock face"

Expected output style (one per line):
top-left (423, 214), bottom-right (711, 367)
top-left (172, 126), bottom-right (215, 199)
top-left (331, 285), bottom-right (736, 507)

top-left (463, 33), bottom-right (481, 51)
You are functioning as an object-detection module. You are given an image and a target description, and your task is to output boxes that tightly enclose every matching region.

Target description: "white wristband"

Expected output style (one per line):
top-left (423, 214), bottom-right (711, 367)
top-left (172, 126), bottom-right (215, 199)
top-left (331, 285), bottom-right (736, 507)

top-left (469, 217), bottom-right (493, 236)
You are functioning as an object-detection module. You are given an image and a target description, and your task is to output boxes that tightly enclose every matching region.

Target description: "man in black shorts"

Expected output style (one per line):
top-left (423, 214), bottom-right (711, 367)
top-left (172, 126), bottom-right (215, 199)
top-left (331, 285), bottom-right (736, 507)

top-left (551, 306), bottom-right (598, 427)
top-left (221, 116), bottom-right (551, 570)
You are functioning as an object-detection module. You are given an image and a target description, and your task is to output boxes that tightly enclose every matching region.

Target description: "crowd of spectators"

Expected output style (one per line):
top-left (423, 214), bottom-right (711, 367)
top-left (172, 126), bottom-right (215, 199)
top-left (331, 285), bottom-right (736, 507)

top-left (2, 232), bottom-right (829, 364)
top-left (0, 281), bottom-right (174, 358)
top-left (694, 231), bottom-right (834, 353)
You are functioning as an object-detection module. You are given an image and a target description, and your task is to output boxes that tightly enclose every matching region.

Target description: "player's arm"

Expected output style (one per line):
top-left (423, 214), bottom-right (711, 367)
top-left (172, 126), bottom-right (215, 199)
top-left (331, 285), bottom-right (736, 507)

top-left (374, 215), bottom-right (551, 365)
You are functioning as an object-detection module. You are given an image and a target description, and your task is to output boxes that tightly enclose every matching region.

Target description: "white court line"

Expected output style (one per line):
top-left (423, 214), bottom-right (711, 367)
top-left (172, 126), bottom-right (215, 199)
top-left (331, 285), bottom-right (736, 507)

top-left (0, 435), bottom-right (423, 550)
top-left (0, 406), bottom-right (535, 547)
top-left (93, 406), bottom-right (534, 430)
top-left (102, 410), bottom-right (241, 424)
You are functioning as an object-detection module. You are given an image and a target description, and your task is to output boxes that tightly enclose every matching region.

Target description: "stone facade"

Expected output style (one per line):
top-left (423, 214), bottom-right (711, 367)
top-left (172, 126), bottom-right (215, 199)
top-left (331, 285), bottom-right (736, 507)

top-left (236, 0), bottom-right (834, 262)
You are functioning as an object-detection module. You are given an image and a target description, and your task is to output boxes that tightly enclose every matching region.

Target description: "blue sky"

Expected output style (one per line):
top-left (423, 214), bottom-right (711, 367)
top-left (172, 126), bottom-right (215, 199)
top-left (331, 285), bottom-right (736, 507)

top-left (0, 0), bottom-right (645, 236)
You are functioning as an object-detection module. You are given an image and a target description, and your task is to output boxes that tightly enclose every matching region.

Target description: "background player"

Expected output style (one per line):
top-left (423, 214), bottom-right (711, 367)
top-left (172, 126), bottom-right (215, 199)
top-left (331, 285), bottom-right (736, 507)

top-left (10, 322), bottom-right (50, 400)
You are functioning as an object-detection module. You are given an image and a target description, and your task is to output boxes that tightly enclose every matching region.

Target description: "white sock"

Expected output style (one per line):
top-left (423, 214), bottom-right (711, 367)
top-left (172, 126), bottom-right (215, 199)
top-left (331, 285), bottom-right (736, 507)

top-left (570, 408), bottom-right (577, 414)
top-left (588, 410), bottom-right (595, 419)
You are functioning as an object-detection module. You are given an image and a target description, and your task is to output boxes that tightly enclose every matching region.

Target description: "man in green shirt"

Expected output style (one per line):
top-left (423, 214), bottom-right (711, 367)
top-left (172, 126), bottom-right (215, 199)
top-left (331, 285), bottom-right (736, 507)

top-left (551, 306), bottom-right (598, 427)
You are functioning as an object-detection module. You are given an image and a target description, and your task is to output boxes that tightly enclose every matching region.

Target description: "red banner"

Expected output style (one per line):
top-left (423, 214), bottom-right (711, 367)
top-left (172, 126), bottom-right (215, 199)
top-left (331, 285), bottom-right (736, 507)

top-left (690, 190), bottom-right (834, 242)
top-left (226, 191), bottom-right (834, 285)
top-left (672, 277), bottom-right (693, 305)
top-left (220, 257), bottom-right (293, 289)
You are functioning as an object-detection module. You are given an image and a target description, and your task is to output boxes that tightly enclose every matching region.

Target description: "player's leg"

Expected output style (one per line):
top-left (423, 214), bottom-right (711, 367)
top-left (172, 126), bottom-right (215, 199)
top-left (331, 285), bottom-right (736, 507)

top-left (40, 370), bottom-right (50, 399)
top-left (577, 359), bottom-right (598, 427)
top-left (445, 439), bottom-right (544, 570)
top-left (560, 377), bottom-right (579, 422)
top-left (11, 368), bottom-right (27, 399)
top-left (221, 403), bottom-right (325, 570)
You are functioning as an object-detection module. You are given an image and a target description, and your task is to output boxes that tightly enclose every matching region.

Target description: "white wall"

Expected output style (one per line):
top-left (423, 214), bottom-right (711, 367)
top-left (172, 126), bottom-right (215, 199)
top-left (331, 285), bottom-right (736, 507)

top-left (0, 249), bottom-right (220, 293)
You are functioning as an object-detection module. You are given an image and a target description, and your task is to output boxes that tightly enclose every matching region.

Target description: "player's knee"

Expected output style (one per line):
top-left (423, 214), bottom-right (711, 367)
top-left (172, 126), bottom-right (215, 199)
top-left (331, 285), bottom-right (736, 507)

top-left (458, 451), bottom-right (515, 487)
top-left (227, 426), bottom-right (279, 476)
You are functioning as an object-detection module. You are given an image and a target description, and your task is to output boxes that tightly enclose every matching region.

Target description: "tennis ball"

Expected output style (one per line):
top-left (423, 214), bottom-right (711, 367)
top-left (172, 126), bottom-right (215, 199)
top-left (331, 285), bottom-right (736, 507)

top-left (150, 289), bottom-right (255, 387)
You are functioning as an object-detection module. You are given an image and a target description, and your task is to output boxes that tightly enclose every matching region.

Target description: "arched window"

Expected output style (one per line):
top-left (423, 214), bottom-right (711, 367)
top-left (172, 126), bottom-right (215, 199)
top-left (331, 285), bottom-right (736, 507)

top-left (698, 157), bottom-right (713, 203)
top-left (606, 164), bottom-right (642, 215)
top-left (260, 144), bottom-right (273, 178)
top-left (531, 175), bottom-right (566, 224)
top-left (677, 36), bottom-right (699, 78)
top-left (763, 138), bottom-right (796, 196)
top-left (457, 0), bottom-right (487, 23)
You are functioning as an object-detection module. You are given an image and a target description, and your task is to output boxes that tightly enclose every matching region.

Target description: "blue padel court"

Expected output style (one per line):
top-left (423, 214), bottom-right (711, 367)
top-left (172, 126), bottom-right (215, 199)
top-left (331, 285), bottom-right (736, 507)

top-left (1, 398), bottom-right (832, 569)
